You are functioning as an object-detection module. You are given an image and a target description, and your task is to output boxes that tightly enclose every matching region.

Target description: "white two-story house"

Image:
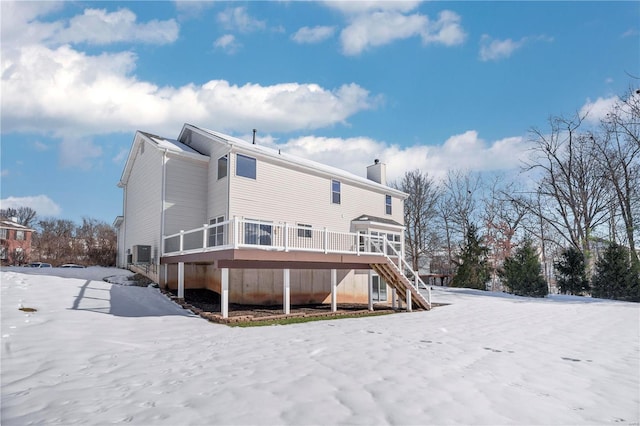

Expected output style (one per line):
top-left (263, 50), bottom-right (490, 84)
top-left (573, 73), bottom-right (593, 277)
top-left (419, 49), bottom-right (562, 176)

top-left (115, 124), bottom-right (430, 318)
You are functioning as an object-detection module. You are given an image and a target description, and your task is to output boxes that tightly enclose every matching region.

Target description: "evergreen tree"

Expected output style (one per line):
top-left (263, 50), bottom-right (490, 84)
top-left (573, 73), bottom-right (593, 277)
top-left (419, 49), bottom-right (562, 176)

top-left (500, 239), bottom-right (548, 297)
top-left (591, 243), bottom-right (640, 302)
top-left (451, 224), bottom-right (490, 290)
top-left (554, 247), bottom-right (590, 295)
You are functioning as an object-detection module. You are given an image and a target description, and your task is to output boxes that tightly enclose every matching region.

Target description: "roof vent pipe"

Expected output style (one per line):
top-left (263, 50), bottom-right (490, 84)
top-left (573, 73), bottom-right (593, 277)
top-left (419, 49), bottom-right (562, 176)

top-left (252, 129), bottom-right (256, 144)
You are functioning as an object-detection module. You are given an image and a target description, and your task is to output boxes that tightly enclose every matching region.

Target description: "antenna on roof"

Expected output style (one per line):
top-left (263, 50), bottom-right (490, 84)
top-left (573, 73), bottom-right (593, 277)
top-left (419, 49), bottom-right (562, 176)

top-left (252, 129), bottom-right (257, 144)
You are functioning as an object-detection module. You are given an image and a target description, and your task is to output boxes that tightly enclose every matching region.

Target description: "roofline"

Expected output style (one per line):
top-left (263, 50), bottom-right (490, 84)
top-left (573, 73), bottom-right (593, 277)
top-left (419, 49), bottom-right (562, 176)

top-left (118, 131), bottom-right (209, 188)
top-left (181, 124), bottom-right (408, 199)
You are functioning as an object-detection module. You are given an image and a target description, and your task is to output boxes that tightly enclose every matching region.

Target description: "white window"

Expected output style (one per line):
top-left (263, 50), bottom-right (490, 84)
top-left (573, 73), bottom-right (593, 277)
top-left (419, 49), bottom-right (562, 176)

top-left (245, 219), bottom-right (272, 246)
top-left (385, 195), bottom-right (392, 215)
top-left (0, 229), bottom-right (6, 239)
top-left (15, 230), bottom-right (24, 241)
top-left (297, 223), bottom-right (312, 238)
top-left (331, 180), bottom-right (341, 204)
top-left (0, 246), bottom-right (6, 259)
top-left (217, 155), bottom-right (228, 179)
top-left (237, 154), bottom-right (256, 179)
top-left (208, 216), bottom-right (225, 247)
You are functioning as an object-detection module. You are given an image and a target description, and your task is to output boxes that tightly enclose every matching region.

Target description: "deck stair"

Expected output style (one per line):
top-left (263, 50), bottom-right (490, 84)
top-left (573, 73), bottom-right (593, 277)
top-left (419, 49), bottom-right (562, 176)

top-left (369, 239), bottom-right (431, 310)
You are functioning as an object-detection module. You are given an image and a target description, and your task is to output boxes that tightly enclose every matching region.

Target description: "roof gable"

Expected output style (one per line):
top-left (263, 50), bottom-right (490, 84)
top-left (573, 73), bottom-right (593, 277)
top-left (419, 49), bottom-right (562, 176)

top-left (119, 131), bottom-right (209, 187)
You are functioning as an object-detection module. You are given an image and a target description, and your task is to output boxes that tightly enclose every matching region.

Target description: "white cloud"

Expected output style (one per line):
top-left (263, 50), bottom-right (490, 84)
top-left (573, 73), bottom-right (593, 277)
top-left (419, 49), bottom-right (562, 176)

top-left (59, 138), bottom-right (103, 170)
top-left (112, 148), bottom-right (129, 164)
top-left (1, 42), bottom-right (376, 138)
top-left (217, 6), bottom-right (266, 33)
top-left (580, 96), bottom-right (620, 124)
top-left (1, 2), bottom-right (178, 48)
top-left (1, 170), bottom-right (9, 177)
top-left (422, 11), bottom-right (466, 46)
top-left (214, 34), bottom-right (241, 53)
top-left (174, 1), bottom-right (215, 19)
top-left (479, 34), bottom-right (553, 62)
top-left (324, 1), bottom-right (423, 15)
top-left (268, 131), bottom-right (530, 184)
top-left (33, 141), bottom-right (49, 151)
top-left (479, 35), bottom-right (524, 62)
top-left (54, 8), bottom-right (179, 45)
top-left (339, 8), bottom-right (465, 56)
top-left (292, 26), bottom-right (336, 44)
top-left (0, 195), bottom-right (62, 217)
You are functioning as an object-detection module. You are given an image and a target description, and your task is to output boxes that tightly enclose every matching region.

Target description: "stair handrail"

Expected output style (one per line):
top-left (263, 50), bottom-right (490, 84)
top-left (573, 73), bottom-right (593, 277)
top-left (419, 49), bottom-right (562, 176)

top-left (367, 235), bottom-right (431, 309)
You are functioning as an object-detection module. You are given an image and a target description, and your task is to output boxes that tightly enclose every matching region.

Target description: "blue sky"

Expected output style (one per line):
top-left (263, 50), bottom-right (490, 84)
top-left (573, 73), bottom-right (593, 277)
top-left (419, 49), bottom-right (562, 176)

top-left (1, 1), bottom-right (638, 225)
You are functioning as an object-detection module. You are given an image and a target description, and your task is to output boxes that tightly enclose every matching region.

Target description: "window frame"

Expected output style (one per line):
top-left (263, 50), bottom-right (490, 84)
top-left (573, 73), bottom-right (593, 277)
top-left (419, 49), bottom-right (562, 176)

top-left (208, 216), bottom-right (226, 247)
top-left (244, 219), bottom-right (272, 246)
top-left (331, 179), bottom-right (341, 205)
top-left (15, 230), bottom-right (24, 241)
top-left (236, 153), bottom-right (257, 180)
top-left (217, 155), bottom-right (228, 180)
top-left (0, 229), bottom-right (7, 239)
top-left (297, 223), bottom-right (312, 238)
top-left (385, 194), bottom-right (392, 215)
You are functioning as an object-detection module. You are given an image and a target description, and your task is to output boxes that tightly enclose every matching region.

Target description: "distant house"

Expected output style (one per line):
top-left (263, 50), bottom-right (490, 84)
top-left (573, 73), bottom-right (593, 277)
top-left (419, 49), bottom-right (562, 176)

top-left (0, 218), bottom-right (34, 265)
top-left (115, 124), bottom-right (430, 318)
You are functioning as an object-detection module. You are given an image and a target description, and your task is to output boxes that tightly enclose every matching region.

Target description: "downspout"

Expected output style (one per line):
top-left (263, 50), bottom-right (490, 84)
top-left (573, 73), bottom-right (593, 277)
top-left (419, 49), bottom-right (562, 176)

top-left (122, 184), bottom-right (127, 268)
top-left (160, 149), bottom-right (168, 261)
top-left (227, 149), bottom-right (232, 225)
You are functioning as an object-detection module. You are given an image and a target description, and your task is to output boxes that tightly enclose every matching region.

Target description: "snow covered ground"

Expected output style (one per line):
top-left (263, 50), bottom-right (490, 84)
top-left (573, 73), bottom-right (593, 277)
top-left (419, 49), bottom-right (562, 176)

top-left (1, 267), bottom-right (638, 425)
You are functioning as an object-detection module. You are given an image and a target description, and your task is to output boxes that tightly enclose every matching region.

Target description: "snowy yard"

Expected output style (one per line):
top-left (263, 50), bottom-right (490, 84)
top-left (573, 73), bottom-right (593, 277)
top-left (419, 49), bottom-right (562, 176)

top-left (1, 267), bottom-right (638, 425)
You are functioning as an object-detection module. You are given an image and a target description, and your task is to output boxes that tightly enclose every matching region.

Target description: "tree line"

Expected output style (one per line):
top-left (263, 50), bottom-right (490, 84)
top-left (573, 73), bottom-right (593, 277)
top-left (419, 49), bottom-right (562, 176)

top-left (0, 207), bottom-right (117, 267)
top-left (395, 86), bottom-right (639, 302)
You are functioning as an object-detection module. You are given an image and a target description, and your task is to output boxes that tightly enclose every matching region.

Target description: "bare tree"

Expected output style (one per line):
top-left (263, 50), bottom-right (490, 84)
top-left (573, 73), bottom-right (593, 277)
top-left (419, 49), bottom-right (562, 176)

top-left (32, 218), bottom-right (75, 265)
top-left (0, 206), bottom-right (37, 228)
top-left (436, 170), bottom-right (483, 276)
top-left (393, 170), bottom-right (441, 272)
top-left (593, 87), bottom-right (640, 266)
top-left (482, 176), bottom-right (530, 290)
top-left (524, 114), bottom-right (613, 270)
top-left (76, 218), bottom-right (117, 266)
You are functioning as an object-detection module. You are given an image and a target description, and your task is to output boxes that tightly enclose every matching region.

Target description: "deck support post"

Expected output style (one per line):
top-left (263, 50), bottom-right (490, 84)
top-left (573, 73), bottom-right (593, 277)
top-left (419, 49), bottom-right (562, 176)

top-left (392, 288), bottom-right (397, 310)
top-left (367, 270), bottom-right (373, 311)
top-left (221, 268), bottom-right (229, 319)
top-left (177, 262), bottom-right (184, 299)
top-left (406, 290), bottom-right (412, 312)
top-left (331, 269), bottom-right (337, 312)
top-left (283, 268), bottom-right (291, 315)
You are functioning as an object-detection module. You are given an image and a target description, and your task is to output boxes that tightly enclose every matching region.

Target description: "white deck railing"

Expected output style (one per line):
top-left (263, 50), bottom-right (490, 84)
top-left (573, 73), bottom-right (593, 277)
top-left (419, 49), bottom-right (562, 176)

top-left (162, 217), bottom-right (431, 307)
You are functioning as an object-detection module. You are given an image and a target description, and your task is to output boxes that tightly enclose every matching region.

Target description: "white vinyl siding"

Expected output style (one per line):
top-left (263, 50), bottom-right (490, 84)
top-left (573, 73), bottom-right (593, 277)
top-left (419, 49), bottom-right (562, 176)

top-left (163, 155), bottom-right (208, 236)
top-left (228, 150), bottom-right (404, 232)
top-left (207, 144), bottom-right (231, 222)
top-left (123, 140), bottom-right (163, 260)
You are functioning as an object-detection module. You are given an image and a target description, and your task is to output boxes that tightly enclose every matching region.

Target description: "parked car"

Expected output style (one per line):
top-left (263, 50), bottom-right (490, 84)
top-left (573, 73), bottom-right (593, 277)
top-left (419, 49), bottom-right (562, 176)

top-left (60, 264), bottom-right (85, 268)
top-left (29, 262), bottom-right (52, 268)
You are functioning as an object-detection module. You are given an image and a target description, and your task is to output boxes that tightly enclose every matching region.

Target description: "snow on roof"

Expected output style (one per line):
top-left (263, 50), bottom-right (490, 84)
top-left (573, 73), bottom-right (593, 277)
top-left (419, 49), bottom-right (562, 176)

top-left (188, 124), bottom-right (407, 198)
top-left (0, 219), bottom-right (32, 231)
top-left (140, 131), bottom-right (204, 157)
